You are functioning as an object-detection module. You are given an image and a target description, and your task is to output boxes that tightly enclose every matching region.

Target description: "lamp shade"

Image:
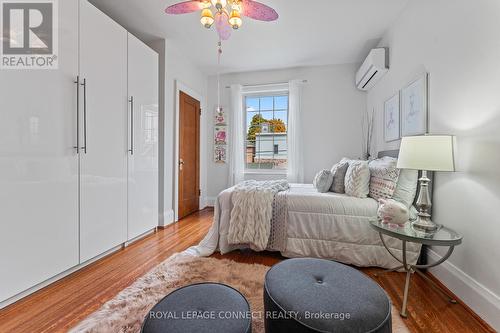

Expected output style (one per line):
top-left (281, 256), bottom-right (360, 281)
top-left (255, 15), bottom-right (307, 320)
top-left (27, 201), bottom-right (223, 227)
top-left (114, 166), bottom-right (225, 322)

top-left (397, 135), bottom-right (456, 172)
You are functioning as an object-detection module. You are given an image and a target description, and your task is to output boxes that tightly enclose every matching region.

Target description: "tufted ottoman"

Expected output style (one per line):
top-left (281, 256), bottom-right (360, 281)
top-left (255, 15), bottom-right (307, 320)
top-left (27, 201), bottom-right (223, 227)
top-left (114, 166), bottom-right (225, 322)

top-left (142, 283), bottom-right (251, 333)
top-left (264, 258), bottom-right (392, 333)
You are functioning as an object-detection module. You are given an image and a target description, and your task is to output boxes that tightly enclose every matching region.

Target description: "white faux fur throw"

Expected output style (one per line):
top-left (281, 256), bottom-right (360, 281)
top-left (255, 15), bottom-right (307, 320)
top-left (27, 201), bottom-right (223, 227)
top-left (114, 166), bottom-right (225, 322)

top-left (228, 180), bottom-right (289, 251)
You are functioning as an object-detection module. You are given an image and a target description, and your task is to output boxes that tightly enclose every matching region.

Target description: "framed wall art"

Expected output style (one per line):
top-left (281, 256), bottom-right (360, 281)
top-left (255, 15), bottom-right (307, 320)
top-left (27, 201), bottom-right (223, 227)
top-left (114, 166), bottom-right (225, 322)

top-left (214, 145), bottom-right (227, 163)
top-left (401, 73), bottom-right (428, 136)
top-left (384, 93), bottom-right (400, 142)
top-left (214, 108), bottom-right (227, 126)
top-left (214, 126), bottom-right (227, 145)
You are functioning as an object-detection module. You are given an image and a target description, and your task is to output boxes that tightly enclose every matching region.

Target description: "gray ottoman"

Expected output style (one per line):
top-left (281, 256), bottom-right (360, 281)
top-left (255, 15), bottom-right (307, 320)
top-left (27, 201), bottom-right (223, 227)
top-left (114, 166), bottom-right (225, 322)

top-left (264, 258), bottom-right (391, 333)
top-left (142, 283), bottom-right (251, 333)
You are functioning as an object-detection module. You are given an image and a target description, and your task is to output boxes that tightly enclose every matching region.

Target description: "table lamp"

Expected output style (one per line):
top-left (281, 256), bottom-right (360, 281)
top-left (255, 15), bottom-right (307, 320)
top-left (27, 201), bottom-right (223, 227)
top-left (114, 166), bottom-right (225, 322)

top-left (397, 135), bottom-right (456, 232)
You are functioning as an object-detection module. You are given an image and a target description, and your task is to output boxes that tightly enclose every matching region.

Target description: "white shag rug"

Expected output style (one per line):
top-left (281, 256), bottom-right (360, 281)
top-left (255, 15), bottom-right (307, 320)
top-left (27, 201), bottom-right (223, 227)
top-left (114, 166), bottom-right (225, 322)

top-left (70, 253), bottom-right (409, 333)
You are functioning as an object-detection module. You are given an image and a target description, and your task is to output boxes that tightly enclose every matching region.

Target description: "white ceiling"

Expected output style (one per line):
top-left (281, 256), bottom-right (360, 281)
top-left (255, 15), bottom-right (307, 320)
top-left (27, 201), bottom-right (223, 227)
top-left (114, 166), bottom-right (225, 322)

top-left (90, 0), bottom-right (409, 75)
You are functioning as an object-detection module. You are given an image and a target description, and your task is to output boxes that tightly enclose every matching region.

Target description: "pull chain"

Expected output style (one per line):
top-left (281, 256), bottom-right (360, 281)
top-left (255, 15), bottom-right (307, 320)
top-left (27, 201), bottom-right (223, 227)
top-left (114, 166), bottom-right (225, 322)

top-left (217, 40), bottom-right (222, 114)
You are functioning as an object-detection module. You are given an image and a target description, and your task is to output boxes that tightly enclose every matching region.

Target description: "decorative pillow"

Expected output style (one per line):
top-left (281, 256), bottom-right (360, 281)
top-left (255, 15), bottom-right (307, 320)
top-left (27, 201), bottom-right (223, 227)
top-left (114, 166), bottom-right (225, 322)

top-left (313, 170), bottom-right (334, 193)
top-left (329, 159), bottom-right (350, 193)
top-left (393, 169), bottom-right (419, 208)
top-left (344, 160), bottom-right (370, 198)
top-left (368, 157), bottom-right (401, 201)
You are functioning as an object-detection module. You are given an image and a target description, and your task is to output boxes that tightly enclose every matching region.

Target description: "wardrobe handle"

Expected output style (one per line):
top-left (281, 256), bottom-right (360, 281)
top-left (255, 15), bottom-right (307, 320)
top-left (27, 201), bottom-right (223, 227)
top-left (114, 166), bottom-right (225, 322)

top-left (73, 76), bottom-right (80, 154)
top-left (81, 79), bottom-right (87, 154)
top-left (129, 96), bottom-right (134, 155)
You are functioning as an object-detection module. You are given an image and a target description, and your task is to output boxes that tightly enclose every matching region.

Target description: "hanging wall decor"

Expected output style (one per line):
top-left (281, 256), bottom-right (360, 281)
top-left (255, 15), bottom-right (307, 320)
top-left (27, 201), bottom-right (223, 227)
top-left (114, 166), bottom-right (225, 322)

top-left (215, 108), bottom-right (227, 126)
top-left (214, 126), bottom-right (227, 145)
top-left (214, 107), bottom-right (227, 163)
top-left (214, 145), bottom-right (227, 163)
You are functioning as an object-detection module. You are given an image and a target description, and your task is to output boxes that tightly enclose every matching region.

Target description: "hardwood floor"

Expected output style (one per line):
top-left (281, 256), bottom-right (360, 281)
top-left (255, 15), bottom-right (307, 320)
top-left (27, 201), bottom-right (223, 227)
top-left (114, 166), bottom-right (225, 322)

top-left (0, 208), bottom-right (494, 333)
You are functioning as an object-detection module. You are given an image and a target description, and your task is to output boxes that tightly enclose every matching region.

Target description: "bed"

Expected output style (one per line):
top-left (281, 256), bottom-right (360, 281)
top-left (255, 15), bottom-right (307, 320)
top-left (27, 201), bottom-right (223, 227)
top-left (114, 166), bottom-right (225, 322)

top-left (189, 151), bottom-right (422, 269)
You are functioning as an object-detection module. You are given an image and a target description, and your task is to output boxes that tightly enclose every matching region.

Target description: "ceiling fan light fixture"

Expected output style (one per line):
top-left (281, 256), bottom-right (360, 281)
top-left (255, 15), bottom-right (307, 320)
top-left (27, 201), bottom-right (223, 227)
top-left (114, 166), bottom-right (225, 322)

top-left (200, 8), bottom-right (215, 28)
top-left (201, 0), bottom-right (212, 9)
top-left (228, 9), bottom-right (242, 29)
top-left (165, 0), bottom-right (278, 40)
top-left (211, 0), bottom-right (227, 10)
top-left (229, 0), bottom-right (241, 11)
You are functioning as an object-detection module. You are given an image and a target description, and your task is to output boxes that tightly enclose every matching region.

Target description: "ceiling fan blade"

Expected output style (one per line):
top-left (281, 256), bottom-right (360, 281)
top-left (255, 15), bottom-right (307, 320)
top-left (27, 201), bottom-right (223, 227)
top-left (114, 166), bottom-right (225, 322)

top-left (241, 0), bottom-right (278, 21)
top-left (215, 11), bottom-right (232, 40)
top-left (165, 1), bottom-right (203, 14)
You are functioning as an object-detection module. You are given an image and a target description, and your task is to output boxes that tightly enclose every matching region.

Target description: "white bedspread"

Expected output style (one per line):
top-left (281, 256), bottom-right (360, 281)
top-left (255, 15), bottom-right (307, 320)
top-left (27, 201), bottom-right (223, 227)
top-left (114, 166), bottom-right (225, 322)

top-left (187, 184), bottom-right (421, 269)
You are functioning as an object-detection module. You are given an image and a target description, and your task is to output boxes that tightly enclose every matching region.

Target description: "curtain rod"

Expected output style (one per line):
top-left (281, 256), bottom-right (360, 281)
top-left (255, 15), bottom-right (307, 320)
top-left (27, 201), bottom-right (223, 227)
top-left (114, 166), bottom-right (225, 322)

top-left (225, 80), bottom-right (308, 89)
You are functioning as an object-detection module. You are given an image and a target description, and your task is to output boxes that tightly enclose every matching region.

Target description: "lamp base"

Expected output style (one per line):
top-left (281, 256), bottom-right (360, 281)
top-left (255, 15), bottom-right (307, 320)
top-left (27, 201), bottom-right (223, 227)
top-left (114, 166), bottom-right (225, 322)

top-left (411, 215), bottom-right (439, 233)
top-left (413, 170), bottom-right (440, 233)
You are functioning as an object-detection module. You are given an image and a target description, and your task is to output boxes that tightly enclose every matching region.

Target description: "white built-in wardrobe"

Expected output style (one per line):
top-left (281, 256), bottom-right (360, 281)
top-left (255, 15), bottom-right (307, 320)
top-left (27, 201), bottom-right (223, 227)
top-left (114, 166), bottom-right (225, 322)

top-left (0, 0), bottom-right (159, 305)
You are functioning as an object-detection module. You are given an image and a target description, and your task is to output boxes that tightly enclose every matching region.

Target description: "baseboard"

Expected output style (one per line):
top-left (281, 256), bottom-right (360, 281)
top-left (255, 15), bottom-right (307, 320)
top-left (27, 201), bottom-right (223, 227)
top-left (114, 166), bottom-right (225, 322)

top-left (124, 228), bottom-right (156, 247)
top-left (0, 228), bottom-right (162, 310)
top-left (428, 249), bottom-right (500, 330)
top-left (0, 244), bottom-right (123, 310)
top-left (206, 197), bottom-right (216, 207)
top-left (199, 196), bottom-right (208, 210)
top-left (159, 209), bottom-right (175, 227)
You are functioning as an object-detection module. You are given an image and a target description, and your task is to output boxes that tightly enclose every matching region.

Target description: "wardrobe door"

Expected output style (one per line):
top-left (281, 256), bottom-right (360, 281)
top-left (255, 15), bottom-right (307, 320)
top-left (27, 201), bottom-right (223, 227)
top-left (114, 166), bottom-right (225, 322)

top-left (127, 34), bottom-right (159, 240)
top-left (79, 0), bottom-right (128, 262)
top-left (0, 0), bottom-right (79, 302)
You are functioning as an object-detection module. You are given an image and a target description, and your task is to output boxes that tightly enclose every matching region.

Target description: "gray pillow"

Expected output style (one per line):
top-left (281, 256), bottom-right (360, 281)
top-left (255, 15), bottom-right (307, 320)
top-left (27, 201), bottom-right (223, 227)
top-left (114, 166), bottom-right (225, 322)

top-left (329, 159), bottom-right (350, 193)
top-left (313, 170), bottom-right (334, 193)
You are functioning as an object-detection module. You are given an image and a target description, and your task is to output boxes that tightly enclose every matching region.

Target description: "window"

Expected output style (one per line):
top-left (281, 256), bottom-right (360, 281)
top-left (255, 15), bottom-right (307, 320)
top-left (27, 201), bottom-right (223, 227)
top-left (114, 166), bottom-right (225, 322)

top-left (143, 107), bottom-right (158, 145)
top-left (245, 93), bottom-right (289, 171)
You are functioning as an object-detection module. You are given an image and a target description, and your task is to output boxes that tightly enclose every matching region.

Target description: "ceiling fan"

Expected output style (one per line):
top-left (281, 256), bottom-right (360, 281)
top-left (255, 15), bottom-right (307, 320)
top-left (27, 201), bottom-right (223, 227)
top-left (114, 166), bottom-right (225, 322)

top-left (165, 0), bottom-right (279, 40)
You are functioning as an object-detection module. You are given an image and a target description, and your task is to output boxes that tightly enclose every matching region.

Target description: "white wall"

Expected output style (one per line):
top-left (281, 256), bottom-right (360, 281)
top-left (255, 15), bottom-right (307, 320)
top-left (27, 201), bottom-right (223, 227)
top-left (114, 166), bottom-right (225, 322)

top-left (150, 40), bottom-right (208, 225)
top-left (367, 0), bottom-right (500, 329)
top-left (206, 64), bottom-right (367, 202)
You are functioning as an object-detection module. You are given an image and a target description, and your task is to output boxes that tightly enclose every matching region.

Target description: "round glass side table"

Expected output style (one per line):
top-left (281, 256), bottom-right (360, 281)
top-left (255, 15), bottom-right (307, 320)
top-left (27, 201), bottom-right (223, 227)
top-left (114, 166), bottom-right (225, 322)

top-left (369, 219), bottom-right (463, 318)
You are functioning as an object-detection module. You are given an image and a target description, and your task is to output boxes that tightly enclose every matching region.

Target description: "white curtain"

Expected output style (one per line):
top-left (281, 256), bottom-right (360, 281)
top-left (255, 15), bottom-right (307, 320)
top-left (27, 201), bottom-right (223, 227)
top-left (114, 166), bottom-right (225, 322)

top-left (287, 80), bottom-right (304, 183)
top-left (228, 84), bottom-right (245, 186)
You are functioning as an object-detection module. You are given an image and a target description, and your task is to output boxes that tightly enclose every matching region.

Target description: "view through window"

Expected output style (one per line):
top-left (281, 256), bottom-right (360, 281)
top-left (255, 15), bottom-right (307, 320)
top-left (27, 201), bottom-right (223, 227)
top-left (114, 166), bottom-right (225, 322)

top-left (245, 94), bottom-right (289, 171)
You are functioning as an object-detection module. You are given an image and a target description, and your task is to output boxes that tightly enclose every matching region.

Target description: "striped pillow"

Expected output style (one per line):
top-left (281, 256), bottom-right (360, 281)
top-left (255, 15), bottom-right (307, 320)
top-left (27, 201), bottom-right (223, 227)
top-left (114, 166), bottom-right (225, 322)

top-left (368, 157), bottom-right (401, 201)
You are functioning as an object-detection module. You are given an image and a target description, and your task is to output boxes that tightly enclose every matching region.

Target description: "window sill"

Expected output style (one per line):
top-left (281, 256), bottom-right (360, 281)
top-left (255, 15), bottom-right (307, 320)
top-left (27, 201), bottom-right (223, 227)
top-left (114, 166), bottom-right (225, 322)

top-left (244, 170), bottom-right (288, 176)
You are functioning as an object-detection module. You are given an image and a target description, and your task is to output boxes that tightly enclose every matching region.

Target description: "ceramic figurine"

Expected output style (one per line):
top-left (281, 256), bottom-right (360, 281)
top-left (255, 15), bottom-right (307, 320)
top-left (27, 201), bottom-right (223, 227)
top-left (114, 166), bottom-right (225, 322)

top-left (377, 199), bottom-right (409, 226)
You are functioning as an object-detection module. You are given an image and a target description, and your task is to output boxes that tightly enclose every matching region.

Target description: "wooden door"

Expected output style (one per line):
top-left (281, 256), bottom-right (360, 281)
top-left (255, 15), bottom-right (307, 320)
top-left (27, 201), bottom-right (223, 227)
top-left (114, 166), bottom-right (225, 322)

top-left (178, 92), bottom-right (200, 219)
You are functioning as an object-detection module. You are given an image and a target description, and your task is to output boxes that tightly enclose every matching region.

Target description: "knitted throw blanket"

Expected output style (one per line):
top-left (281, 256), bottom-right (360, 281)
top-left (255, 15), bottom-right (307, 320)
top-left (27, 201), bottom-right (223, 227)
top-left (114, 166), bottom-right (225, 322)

top-left (267, 191), bottom-right (289, 252)
top-left (228, 180), bottom-right (289, 251)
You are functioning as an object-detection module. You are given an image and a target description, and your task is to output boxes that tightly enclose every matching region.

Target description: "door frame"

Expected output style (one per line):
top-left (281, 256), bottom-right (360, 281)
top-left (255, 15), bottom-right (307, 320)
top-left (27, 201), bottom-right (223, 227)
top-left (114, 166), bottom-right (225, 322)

top-left (174, 80), bottom-right (206, 222)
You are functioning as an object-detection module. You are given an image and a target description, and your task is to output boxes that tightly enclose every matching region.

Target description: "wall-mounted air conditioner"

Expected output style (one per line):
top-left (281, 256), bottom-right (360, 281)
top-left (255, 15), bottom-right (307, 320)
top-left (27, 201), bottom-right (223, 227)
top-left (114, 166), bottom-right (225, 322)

top-left (355, 48), bottom-right (389, 91)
